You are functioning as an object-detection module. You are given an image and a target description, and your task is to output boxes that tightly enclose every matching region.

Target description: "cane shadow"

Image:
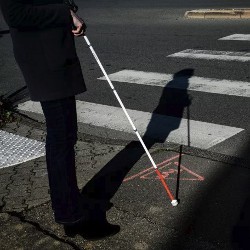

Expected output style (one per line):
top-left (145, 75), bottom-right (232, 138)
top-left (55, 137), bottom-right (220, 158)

top-left (80, 69), bottom-right (194, 212)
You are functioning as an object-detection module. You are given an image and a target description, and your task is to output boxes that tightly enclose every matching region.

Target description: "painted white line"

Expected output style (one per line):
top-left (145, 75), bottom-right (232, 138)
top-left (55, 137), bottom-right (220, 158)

top-left (98, 70), bottom-right (250, 98)
top-left (18, 101), bottom-right (244, 150)
top-left (168, 49), bottom-right (250, 62)
top-left (0, 130), bottom-right (45, 169)
top-left (219, 34), bottom-right (250, 41)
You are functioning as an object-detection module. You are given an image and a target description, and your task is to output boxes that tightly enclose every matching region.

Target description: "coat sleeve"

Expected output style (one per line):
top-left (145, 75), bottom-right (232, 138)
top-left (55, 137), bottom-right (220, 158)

top-left (0, 0), bottom-right (72, 29)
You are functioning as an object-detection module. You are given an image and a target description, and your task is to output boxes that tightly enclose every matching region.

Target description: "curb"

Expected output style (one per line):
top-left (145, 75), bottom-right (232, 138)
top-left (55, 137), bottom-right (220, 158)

top-left (14, 113), bottom-right (249, 168)
top-left (185, 8), bottom-right (250, 19)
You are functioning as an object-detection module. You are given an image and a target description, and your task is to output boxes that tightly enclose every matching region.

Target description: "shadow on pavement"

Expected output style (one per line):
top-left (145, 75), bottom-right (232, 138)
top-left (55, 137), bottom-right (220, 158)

top-left (81, 67), bottom-right (250, 249)
top-left (231, 139), bottom-right (250, 250)
top-left (164, 136), bottom-right (250, 250)
top-left (80, 69), bottom-right (193, 220)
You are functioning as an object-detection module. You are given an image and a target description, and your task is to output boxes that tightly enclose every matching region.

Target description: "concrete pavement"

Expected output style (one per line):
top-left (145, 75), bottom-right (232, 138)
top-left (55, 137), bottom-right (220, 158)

top-left (0, 115), bottom-right (249, 249)
top-left (185, 8), bottom-right (250, 19)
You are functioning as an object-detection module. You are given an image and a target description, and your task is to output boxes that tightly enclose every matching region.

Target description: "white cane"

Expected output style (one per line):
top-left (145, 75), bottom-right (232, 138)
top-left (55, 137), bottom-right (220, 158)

top-left (84, 35), bottom-right (178, 207)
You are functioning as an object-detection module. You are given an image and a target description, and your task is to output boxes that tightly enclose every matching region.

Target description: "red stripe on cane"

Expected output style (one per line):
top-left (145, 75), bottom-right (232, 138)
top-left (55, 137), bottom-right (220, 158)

top-left (155, 169), bottom-right (175, 201)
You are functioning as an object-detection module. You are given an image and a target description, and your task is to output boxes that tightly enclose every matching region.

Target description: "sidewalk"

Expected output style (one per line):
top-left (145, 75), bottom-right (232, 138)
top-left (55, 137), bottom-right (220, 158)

top-left (0, 118), bottom-right (249, 249)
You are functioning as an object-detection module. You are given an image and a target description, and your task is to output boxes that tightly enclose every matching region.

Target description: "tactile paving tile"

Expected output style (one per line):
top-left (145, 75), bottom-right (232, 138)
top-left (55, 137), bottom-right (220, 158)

top-left (0, 130), bottom-right (45, 169)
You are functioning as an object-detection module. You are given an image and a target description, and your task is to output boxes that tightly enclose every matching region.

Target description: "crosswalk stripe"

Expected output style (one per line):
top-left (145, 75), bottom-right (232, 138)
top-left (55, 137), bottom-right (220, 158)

top-left (98, 70), bottom-right (250, 98)
top-left (18, 101), bottom-right (244, 150)
top-left (219, 34), bottom-right (250, 41)
top-left (167, 49), bottom-right (250, 62)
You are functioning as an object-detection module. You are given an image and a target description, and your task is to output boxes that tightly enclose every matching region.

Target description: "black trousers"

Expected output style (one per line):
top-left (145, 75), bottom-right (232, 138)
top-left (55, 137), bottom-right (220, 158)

top-left (40, 96), bottom-right (82, 223)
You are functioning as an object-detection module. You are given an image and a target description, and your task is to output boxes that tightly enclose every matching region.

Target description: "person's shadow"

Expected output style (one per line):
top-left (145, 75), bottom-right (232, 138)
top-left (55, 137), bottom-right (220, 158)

top-left (80, 69), bottom-right (194, 217)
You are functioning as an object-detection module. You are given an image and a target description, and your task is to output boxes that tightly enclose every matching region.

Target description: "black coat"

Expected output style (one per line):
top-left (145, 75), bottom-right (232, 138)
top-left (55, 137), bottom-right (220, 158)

top-left (0, 0), bottom-right (86, 101)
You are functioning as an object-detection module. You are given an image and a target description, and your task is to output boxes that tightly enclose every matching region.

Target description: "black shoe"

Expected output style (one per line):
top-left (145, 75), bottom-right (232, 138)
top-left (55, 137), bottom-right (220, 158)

top-left (56, 214), bottom-right (85, 225)
top-left (80, 193), bottom-right (114, 212)
top-left (64, 220), bottom-right (120, 240)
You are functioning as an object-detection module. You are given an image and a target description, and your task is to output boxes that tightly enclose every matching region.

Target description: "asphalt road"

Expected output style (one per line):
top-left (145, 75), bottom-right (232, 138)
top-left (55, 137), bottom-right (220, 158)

top-left (1, 0), bottom-right (250, 158)
top-left (77, 0), bottom-right (250, 157)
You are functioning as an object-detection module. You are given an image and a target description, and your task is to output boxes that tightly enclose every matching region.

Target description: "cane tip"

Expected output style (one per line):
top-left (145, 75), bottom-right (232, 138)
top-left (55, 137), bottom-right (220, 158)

top-left (171, 199), bottom-right (178, 206)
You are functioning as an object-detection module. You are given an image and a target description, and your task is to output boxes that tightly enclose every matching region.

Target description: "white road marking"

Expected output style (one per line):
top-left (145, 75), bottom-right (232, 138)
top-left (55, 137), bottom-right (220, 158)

top-left (18, 101), bottom-right (244, 150)
top-left (98, 70), bottom-right (250, 98)
top-left (168, 49), bottom-right (250, 62)
top-left (219, 34), bottom-right (250, 41)
top-left (0, 130), bottom-right (45, 169)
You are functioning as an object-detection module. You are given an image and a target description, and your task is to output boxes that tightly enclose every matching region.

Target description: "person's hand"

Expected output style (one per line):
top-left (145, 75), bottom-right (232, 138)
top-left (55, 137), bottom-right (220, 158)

top-left (70, 10), bottom-right (86, 36)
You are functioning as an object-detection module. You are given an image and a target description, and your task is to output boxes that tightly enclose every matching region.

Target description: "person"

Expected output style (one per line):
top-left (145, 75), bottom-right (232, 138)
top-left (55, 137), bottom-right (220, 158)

top-left (0, 0), bottom-right (120, 240)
